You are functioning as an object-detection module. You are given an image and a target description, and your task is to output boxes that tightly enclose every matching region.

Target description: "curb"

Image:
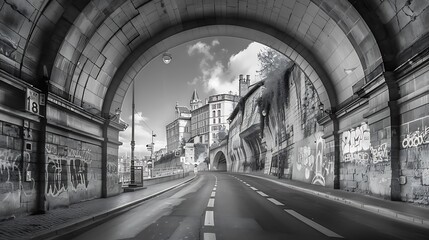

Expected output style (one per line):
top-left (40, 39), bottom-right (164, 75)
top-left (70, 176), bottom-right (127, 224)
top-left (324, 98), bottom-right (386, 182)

top-left (32, 175), bottom-right (198, 240)
top-left (242, 173), bottom-right (429, 229)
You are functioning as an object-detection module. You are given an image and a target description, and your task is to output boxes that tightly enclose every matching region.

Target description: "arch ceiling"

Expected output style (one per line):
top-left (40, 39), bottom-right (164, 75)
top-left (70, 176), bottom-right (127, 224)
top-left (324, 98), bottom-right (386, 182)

top-left (1, 0), bottom-right (428, 116)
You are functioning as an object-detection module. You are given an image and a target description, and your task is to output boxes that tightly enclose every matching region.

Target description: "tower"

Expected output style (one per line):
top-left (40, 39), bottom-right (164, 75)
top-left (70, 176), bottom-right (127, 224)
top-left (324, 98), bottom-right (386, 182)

top-left (190, 89), bottom-right (203, 110)
top-left (239, 74), bottom-right (250, 97)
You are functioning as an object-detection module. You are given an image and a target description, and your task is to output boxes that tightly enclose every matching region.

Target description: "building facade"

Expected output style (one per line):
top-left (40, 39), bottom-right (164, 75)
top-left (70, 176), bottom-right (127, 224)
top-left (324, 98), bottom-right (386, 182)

top-left (208, 93), bottom-right (240, 146)
top-left (166, 103), bottom-right (191, 152)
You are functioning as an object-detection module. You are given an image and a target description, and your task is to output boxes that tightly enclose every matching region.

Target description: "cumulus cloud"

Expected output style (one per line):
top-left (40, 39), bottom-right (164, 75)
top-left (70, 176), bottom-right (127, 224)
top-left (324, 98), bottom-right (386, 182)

top-left (212, 39), bottom-right (220, 46)
top-left (187, 41), bottom-right (214, 60)
top-left (190, 41), bottom-right (266, 94)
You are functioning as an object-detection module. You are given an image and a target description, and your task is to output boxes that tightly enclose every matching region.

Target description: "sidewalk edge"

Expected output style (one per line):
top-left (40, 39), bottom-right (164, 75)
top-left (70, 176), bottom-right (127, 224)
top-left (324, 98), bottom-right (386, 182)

top-left (242, 173), bottom-right (429, 229)
top-left (31, 175), bottom-right (197, 240)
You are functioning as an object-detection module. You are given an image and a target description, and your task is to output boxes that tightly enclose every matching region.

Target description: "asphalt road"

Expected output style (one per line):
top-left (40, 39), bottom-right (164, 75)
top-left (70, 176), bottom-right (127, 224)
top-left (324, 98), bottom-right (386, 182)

top-left (71, 172), bottom-right (429, 240)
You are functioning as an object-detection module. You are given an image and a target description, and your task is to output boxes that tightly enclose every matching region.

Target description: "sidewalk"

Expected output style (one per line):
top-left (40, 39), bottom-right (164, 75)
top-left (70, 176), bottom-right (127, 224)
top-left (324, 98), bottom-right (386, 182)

top-left (0, 173), bottom-right (197, 240)
top-left (240, 172), bottom-right (429, 228)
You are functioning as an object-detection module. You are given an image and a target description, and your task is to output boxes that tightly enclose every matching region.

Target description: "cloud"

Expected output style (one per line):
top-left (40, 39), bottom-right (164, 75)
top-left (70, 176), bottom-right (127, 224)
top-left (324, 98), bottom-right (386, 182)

top-left (187, 77), bottom-right (200, 85)
top-left (187, 41), bottom-right (213, 60)
top-left (195, 41), bottom-right (266, 94)
top-left (211, 39), bottom-right (220, 46)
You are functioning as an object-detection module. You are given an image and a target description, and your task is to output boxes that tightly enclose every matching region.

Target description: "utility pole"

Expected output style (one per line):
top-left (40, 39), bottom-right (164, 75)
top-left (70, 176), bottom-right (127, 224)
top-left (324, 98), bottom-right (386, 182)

top-left (130, 80), bottom-right (135, 185)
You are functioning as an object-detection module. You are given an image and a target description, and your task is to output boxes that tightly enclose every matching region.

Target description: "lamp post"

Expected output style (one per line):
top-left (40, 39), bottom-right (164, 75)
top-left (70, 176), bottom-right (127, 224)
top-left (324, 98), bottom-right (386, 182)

top-left (130, 80), bottom-right (135, 185)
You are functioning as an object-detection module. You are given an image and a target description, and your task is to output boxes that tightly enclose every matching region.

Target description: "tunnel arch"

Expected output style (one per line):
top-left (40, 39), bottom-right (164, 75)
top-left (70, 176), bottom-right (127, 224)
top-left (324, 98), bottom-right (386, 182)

top-left (36, 0), bottom-right (384, 119)
top-left (212, 150), bottom-right (227, 171)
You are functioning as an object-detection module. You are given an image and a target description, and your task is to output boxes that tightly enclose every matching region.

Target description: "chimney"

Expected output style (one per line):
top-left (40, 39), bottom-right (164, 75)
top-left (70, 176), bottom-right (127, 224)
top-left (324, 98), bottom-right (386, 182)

top-left (246, 75), bottom-right (250, 84)
top-left (239, 74), bottom-right (244, 82)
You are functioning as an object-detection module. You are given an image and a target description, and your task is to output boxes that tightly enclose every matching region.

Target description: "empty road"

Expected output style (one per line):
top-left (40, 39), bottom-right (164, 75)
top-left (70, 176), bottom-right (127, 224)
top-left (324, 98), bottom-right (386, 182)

top-left (70, 172), bottom-right (429, 240)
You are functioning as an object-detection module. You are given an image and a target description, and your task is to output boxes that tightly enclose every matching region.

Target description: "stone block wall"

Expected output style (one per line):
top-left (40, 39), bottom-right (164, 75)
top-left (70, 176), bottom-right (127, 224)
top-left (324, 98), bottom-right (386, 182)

top-left (398, 64), bottom-right (429, 204)
top-left (0, 120), bottom-right (38, 219)
top-left (44, 132), bottom-right (102, 209)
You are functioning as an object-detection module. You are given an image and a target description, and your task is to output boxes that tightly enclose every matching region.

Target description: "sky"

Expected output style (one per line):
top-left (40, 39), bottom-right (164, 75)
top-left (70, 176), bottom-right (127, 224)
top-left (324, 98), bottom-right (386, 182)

top-left (118, 37), bottom-right (267, 157)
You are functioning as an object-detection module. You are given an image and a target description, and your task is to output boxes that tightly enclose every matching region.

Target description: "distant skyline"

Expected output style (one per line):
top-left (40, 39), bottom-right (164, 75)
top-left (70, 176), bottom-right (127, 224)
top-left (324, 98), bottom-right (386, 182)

top-left (118, 37), bottom-right (267, 157)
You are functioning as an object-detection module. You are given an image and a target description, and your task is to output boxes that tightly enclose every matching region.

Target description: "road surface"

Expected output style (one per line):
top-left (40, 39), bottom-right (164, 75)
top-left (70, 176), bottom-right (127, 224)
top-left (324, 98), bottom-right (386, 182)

top-left (71, 172), bottom-right (429, 240)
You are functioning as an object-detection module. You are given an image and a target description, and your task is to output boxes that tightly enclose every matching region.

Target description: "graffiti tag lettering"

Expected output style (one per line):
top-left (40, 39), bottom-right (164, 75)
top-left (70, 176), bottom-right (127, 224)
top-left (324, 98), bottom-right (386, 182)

top-left (341, 123), bottom-right (371, 165)
top-left (370, 143), bottom-right (389, 164)
top-left (402, 127), bottom-right (429, 149)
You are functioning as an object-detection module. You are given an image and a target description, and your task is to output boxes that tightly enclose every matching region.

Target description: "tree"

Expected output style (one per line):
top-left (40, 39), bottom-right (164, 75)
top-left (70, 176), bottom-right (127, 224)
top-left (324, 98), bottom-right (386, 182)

top-left (257, 47), bottom-right (289, 79)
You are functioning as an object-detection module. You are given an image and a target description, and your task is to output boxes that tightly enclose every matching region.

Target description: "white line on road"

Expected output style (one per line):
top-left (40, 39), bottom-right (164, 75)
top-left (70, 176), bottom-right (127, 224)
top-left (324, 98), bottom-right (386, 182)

top-left (257, 191), bottom-right (268, 197)
top-left (284, 210), bottom-right (343, 238)
top-left (250, 187), bottom-right (258, 191)
top-left (213, 187), bottom-right (217, 191)
top-left (211, 192), bottom-right (216, 197)
top-left (207, 198), bottom-right (215, 207)
top-left (204, 233), bottom-right (216, 240)
top-left (205, 211), bottom-right (215, 226)
top-left (245, 184), bottom-right (250, 187)
top-left (267, 198), bottom-right (284, 206)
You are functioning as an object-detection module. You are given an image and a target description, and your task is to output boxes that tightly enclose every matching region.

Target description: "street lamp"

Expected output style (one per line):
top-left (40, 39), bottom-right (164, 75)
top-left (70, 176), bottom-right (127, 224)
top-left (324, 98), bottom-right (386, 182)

top-left (162, 52), bottom-right (172, 64)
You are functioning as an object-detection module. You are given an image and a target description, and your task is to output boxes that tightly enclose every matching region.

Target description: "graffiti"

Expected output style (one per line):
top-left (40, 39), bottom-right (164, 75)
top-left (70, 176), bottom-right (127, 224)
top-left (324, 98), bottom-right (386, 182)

top-left (370, 143), bottom-right (389, 164)
top-left (106, 161), bottom-right (119, 189)
top-left (297, 146), bottom-right (314, 180)
top-left (341, 123), bottom-right (371, 165)
top-left (45, 148), bottom-right (92, 197)
top-left (402, 127), bottom-right (429, 149)
top-left (0, 150), bottom-right (34, 215)
top-left (46, 156), bottom-right (68, 197)
top-left (312, 135), bottom-right (325, 186)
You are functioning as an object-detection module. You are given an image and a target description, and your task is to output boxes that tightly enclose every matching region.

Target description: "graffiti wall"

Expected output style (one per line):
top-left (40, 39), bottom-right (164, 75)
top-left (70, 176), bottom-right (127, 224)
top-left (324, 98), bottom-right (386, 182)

top-left (339, 122), bottom-right (391, 196)
top-left (0, 121), bottom-right (37, 220)
top-left (45, 133), bottom-right (101, 209)
top-left (399, 117), bottom-right (429, 204)
top-left (293, 132), bottom-right (334, 187)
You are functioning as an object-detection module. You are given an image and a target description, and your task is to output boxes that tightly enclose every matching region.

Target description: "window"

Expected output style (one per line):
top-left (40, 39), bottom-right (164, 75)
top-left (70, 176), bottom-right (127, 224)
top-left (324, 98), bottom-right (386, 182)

top-left (212, 111), bottom-right (216, 117)
top-left (213, 118), bottom-right (216, 124)
top-left (217, 110), bottom-right (221, 116)
top-left (217, 103), bottom-right (221, 108)
top-left (218, 118), bottom-right (221, 123)
top-left (212, 104), bottom-right (216, 109)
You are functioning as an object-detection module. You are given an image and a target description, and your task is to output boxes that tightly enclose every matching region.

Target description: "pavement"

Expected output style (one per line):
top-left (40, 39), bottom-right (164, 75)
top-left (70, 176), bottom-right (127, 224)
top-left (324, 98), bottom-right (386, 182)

top-left (0, 173), bottom-right (197, 240)
top-left (240, 171), bottom-right (429, 228)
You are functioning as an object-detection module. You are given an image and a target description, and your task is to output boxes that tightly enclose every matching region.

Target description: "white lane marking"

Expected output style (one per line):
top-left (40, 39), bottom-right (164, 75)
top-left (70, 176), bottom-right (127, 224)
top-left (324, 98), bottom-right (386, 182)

top-left (245, 184), bottom-right (250, 187)
top-left (267, 198), bottom-right (284, 206)
top-left (205, 211), bottom-right (215, 226)
top-left (208, 198), bottom-right (215, 208)
top-left (250, 187), bottom-right (258, 191)
top-left (285, 210), bottom-right (343, 238)
top-left (211, 192), bottom-right (216, 197)
top-left (257, 191), bottom-right (268, 197)
top-left (213, 187), bottom-right (217, 191)
top-left (204, 233), bottom-right (216, 240)
top-left (243, 182), bottom-right (246, 184)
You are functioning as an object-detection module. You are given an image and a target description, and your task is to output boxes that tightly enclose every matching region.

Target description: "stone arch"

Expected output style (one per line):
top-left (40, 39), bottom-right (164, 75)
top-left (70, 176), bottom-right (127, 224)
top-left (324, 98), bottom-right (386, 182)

top-left (212, 150), bottom-right (227, 171)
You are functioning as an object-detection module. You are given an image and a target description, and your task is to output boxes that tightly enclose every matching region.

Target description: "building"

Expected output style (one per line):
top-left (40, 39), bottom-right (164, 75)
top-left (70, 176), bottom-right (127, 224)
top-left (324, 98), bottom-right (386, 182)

top-left (239, 74), bottom-right (251, 97)
top-left (190, 90), bottom-right (209, 144)
top-left (208, 93), bottom-right (240, 146)
top-left (166, 103), bottom-right (191, 152)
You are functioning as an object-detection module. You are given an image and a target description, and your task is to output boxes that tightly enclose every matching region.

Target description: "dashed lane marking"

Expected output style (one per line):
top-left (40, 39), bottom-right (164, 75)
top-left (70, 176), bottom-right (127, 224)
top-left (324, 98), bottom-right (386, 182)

top-left (213, 187), bottom-right (217, 191)
top-left (204, 232), bottom-right (216, 240)
top-left (250, 187), bottom-right (258, 191)
top-left (267, 198), bottom-right (284, 206)
top-left (257, 191), bottom-right (268, 197)
top-left (284, 210), bottom-right (343, 238)
top-left (205, 211), bottom-right (215, 226)
top-left (211, 192), bottom-right (216, 197)
top-left (208, 198), bottom-right (215, 208)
